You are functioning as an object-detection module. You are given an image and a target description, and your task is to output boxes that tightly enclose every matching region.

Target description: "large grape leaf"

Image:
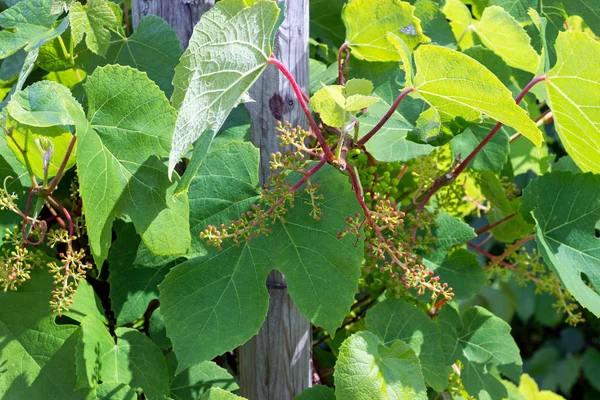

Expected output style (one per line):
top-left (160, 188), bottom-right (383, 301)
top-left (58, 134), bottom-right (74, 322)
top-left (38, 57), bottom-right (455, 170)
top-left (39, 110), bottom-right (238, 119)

top-left (365, 298), bottom-right (449, 391)
top-left (168, 0), bottom-right (281, 178)
top-left (334, 331), bottom-right (427, 400)
top-left (544, 32), bottom-right (600, 173)
top-left (521, 172), bottom-right (600, 317)
top-left (159, 165), bottom-right (363, 371)
top-left (108, 222), bottom-right (172, 326)
top-left (78, 15), bottom-right (182, 97)
top-left (78, 65), bottom-right (190, 267)
top-left (0, 269), bottom-right (83, 399)
top-left (76, 319), bottom-right (170, 399)
top-left (439, 305), bottom-right (522, 399)
top-left (0, 0), bottom-right (69, 59)
top-left (413, 44), bottom-right (543, 146)
top-left (70, 0), bottom-right (120, 56)
top-left (472, 6), bottom-right (540, 73)
top-left (342, 0), bottom-right (428, 62)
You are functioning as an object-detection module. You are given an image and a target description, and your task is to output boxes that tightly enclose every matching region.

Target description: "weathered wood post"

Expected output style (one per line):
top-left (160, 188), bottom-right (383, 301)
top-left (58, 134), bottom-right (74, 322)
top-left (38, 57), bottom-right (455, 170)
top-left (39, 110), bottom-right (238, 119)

top-left (131, 0), bottom-right (215, 49)
top-left (239, 0), bottom-right (312, 398)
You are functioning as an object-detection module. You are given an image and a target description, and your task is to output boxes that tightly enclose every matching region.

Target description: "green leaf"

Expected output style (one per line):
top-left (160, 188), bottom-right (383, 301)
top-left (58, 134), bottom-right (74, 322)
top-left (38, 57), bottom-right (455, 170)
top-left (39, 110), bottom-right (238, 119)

top-left (365, 298), bottom-right (449, 391)
top-left (428, 211), bottom-right (476, 264)
top-left (170, 361), bottom-right (239, 399)
top-left (443, 0), bottom-right (474, 48)
top-left (425, 249), bottom-right (487, 300)
top-left (75, 315), bottom-right (114, 389)
top-left (458, 306), bottom-right (522, 399)
top-left (294, 385), bottom-right (336, 400)
top-left (100, 328), bottom-right (170, 399)
top-left (0, 269), bottom-right (81, 398)
top-left (79, 15), bottom-right (182, 97)
top-left (201, 388), bottom-right (245, 400)
top-left (63, 279), bottom-right (106, 324)
top-left (108, 222), bottom-right (172, 326)
top-left (413, 44), bottom-right (543, 146)
top-left (478, 172), bottom-right (533, 242)
top-left (311, 81), bottom-right (379, 128)
top-left (413, 0), bottom-right (456, 49)
top-left (521, 171), bottom-right (600, 317)
top-left (0, 0), bottom-right (69, 59)
top-left (168, 0), bottom-right (280, 178)
top-left (87, 383), bottom-right (137, 400)
top-left (472, 6), bottom-right (540, 73)
top-left (450, 121), bottom-right (510, 172)
top-left (504, 374), bottom-right (566, 400)
top-left (545, 31), bottom-right (600, 173)
top-left (310, 0), bottom-right (346, 49)
top-left (160, 165), bottom-right (363, 371)
top-left (510, 135), bottom-right (549, 176)
top-left (188, 140), bottom-right (261, 251)
top-left (489, 0), bottom-right (538, 23)
top-left (79, 65), bottom-right (190, 267)
top-left (342, 0), bottom-right (428, 62)
top-left (334, 331), bottom-right (427, 400)
top-left (582, 348), bottom-right (600, 393)
top-left (70, 0), bottom-right (120, 56)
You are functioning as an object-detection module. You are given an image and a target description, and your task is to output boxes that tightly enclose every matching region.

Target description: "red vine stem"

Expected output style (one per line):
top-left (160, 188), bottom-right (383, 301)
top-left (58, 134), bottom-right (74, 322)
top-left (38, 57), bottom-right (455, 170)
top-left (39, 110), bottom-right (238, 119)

top-left (414, 75), bottom-right (547, 212)
top-left (475, 212), bottom-right (519, 235)
top-left (356, 87), bottom-right (415, 147)
top-left (268, 56), bottom-right (335, 162)
top-left (338, 42), bottom-right (350, 85)
top-left (47, 194), bottom-right (74, 241)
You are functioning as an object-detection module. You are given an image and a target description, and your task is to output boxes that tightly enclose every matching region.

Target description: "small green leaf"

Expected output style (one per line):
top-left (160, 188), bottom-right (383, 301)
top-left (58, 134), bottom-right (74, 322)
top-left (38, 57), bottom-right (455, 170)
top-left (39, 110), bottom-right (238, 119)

top-left (413, 44), bottom-right (543, 146)
top-left (366, 298), bottom-right (449, 391)
top-left (79, 65), bottom-right (190, 267)
top-left (311, 82), bottom-right (379, 128)
top-left (424, 249), bottom-right (487, 300)
top-left (169, 0), bottom-right (280, 178)
top-left (521, 171), bottom-right (600, 317)
top-left (473, 6), bottom-right (540, 73)
top-left (201, 388), bottom-right (245, 400)
top-left (70, 0), bottom-right (120, 56)
top-left (0, 0), bottom-right (69, 59)
top-left (545, 31), bottom-right (600, 173)
top-left (342, 0), bottom-right (428, 62)
top-left (582, 348), bottom-right (600, 392)
top-left (334, 331), bottom-right (427, 400)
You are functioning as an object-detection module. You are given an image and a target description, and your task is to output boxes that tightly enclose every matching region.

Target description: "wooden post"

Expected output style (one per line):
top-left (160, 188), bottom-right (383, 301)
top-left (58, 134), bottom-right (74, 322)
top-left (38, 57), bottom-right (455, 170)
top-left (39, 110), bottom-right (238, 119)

top-left (240, 1), bottom-right (312, 399)
top-left (131, 0), bottom-right (215, 49)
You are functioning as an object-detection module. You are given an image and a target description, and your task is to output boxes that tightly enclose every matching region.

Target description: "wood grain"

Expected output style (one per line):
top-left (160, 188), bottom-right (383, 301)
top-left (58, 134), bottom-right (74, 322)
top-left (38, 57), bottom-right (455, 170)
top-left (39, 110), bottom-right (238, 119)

top-left (131, 0), bottom-right (215, 49)
top-left (239, 0), bottom-right (312, 398)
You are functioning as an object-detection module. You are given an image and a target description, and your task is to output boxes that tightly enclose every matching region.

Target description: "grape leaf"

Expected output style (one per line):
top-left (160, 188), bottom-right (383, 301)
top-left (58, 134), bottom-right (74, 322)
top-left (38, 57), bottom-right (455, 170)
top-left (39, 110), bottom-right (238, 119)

top-left (70, 0), bottom-right (120, 56)
top-left (100, 328), bottom-right (170, 399)
top-left (168, 0), bottom-right (281, 178)
top-left (414, 0), bottom-right (456, 49)
top-left (503, 374), bottom-right (566, 400)
top-left (170, 361), bottom-right (239, 399)
top-left (342, 0), bottom-right (428, 62)
top-left (202, 388), bottom-right (245, 400)
top-left (424, 249), bottom-right (487, 300)
top-left (87, 383), bottom-right (137, 400)
top-left (78, 65), bottom-right (190, 267)
top-left (0, 269), bottom-right (81, 398)
top-left (545, 32), bottom-right (600, 173)
top-left (443, 0), bottom-right (474, 48)
top-left (440, 305), bottom-right (522, 399)
top-left (79, 15), bottom-right (182, 97)
top-left (75, 315), bottom-right (114, 389)
top-left (428, 211), bottom-right (476, 264)
top-left (489, 0), bottom-right (538, 23)
top-left (473, 6), bottom-right (540, 73)
top-left (188, 140), bottom-right (261, 251)
top-left (160, 165), bottom-right (363, 371)
top-left (0, 0), bottom-right (69, 59)
top-left (108, 222), bottom-right (172, 326)
top-left (310, 0), bottom-right (345, 49)
top-left (521, 171), bottom-right (600, 317)
top-left (311, 81), bottom-right (379, 128)
top-left (413, 44), bottom-right (543, 146)
top-left (334, 331), bottom-right (427, 400)
top-left (365, 298), bottom-right (449, 391)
